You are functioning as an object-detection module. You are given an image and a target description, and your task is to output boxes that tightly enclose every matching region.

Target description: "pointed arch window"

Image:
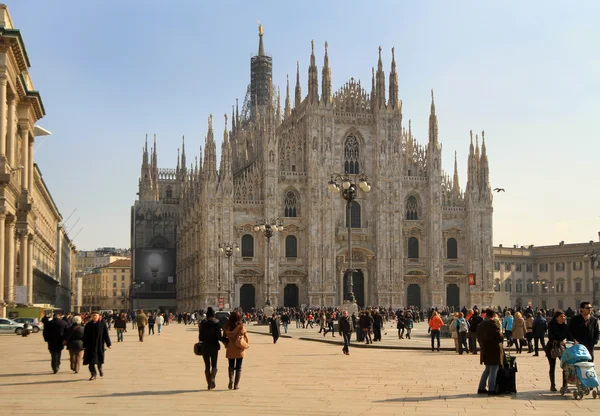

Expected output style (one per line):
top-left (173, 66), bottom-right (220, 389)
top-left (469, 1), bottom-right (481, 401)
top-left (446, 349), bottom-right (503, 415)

top-left (284, 191), bottom-right (298, 217)
top-left (406, 196), bottom-right (418, 220)
top-left (166, 186), bottom-right (173, 199)
top-left (285, 235), bottom-right (297, 258)
top-left (345, 201), bottom-right (361, 228)
top-left (241, 234), bottom-right (254, 257)
top-left (408, 237), bottom-right (419, 259)
top-left (447, 238), bottom-right (458, 259)
top-left (344, 134), bottom-right (360, 174)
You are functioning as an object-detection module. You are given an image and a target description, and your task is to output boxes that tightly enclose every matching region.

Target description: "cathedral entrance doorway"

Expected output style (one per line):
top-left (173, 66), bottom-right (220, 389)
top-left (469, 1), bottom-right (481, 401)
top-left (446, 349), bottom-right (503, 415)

top-left (446, 284), bottom-right (460, 310)
top-left (344, 270), bottom-right (365, 307)
top-left (407, 284), bottom-right (421, 309)
top-left (284, 284), bottom-right (299, 307)
top-left (240, 284), bottom-right (255, 312)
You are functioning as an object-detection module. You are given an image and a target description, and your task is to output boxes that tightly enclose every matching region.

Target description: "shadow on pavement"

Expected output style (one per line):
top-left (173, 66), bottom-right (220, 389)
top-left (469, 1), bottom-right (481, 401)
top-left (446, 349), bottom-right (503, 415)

top-left (375, 391), bottom-right (572, 402)
top-left (78, 389), bottom-right (200, 398)
top-left (0, 379), bottom-right (84, 387)
top-left (0, 372), bottom-right (51, 378)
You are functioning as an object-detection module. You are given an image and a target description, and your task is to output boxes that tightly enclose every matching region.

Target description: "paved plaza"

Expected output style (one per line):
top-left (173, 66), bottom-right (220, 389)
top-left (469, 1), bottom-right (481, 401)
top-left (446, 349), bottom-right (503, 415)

top-left (1, 323), bottom-right (600, 416)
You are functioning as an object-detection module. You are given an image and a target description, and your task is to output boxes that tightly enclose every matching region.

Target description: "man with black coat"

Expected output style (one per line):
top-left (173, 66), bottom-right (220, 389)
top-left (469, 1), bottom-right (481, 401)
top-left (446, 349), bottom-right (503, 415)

top-left (568, 301), bottom-right (600, 362)
top-left (338, 310), bottom-right (353, 355)
top-left (268, 313), bottom-right (280, 344)
top-left (83, 311), bottom-right (111, 380)
top-left (476, 308), bottom-right (504, 395)
top-left (468, 309), bottom-right (484, 354)
top-left (43, 312), bottom-right (69, 374)
top-left (373, 310), bottom-right (384, 342)
top-left (532, 310), bottom-right (548, 356)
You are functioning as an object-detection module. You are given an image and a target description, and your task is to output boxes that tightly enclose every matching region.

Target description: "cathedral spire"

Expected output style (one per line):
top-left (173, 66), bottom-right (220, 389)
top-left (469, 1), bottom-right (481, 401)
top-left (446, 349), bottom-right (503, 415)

top-left (371, 67), bottom-right (376, 109)
top-left (321, 41), bottom-right (332, 105)
top-left (453, 151), bottom-right (460, 195)
top-left (388, 47), bottom-right (398, 109)
top-left (480, 130), bottom-right (490, 190)
top-left (308, 40), bottom-right (319, 104)
top-left (258, 21), bottom-right (265, 56)
top-left (295, 61), bottom-right (302, 108)
top-left (475, 133), bottom-right (480, 182)
top-left (235, 98), bottom-right (240, 125)
top-left (276, 86), bottom-right (282, 123)
top-left (428, 89), bottom-right (438, 145)
top-left (231, 104), bottom-right (236, 135)
top-left (467, 130), bottom-right (476, 190)
top-left (219, 113), bottom-right (230, 177)
top-left (181, 135), bottom-right (186, 174)
top-left (204, 114), bottom-right (217, 181)
top-left (284, 74), bottom-right (291, 118)
top-left (375, 46), bottom-right (386, 109)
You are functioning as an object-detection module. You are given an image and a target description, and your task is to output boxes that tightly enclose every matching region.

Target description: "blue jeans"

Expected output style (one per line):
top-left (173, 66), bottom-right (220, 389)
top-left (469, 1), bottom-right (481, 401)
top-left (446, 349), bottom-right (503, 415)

top-left (342, 332), bottom-right (351, 352)
top-left (283, 322), bottom-right (288, 333)
top-left (478, 365), bottom-right (499, 392)
top-left (430, 330), bottom-right (441, 350)
top-left (117, 329), bottom-right (124, 342)
top-left (158, 324), bottom-right (162, 334)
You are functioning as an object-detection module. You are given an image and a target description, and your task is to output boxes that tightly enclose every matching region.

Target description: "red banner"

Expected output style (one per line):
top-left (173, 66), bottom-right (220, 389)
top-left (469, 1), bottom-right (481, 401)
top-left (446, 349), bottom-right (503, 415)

top-left (468, 273), bottom-right (476, 286)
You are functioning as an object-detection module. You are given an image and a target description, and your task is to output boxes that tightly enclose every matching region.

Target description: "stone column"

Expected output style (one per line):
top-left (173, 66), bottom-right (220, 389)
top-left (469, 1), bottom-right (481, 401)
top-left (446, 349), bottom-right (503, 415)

top-left (28, 138), bottom-right (34, 193)
top-left (19, 230), bottom-right (27, 299)
top-left (0, 213), bottom-right (4, 309)
top-left (0, 72), bottom-right (7, 160)
top-left (20, 127), bottom-right (28, 191)
top-left (6, 97), bottom-right (15, 167)
top-left (5, 218), bottom-right (15, 304)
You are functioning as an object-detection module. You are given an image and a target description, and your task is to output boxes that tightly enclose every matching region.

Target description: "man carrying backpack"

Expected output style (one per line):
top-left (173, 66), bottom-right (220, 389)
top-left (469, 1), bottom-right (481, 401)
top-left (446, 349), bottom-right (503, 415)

top-left (455, 312), bottom-right (470, 355)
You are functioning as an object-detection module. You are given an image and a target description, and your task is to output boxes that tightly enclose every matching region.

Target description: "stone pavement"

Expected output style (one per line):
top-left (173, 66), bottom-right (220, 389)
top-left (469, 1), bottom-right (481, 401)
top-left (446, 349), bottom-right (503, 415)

top-left (1, 323), bottom-right (600, 416)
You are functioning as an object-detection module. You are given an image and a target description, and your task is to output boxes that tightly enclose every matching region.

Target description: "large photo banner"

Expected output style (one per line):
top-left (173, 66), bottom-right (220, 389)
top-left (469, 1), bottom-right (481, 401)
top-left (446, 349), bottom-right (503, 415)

top-left (135, 249), bottom-right (176, 292)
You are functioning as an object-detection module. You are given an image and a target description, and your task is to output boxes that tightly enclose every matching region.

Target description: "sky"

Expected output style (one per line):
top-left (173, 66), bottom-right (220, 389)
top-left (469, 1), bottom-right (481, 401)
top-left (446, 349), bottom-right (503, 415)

top-left (6, 0), bottom-right (600, 250)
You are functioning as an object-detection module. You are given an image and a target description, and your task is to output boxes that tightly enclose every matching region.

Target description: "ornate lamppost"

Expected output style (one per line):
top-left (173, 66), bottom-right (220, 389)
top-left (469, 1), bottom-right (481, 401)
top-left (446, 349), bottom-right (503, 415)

top-left (328, 172), bottom-right (371, 304)
top-left (583, 250), bottom-right (599, 307)
top-left (219, 242), bottom-right (239, 309)
top-left (254, 219), bottom-right (284, 306)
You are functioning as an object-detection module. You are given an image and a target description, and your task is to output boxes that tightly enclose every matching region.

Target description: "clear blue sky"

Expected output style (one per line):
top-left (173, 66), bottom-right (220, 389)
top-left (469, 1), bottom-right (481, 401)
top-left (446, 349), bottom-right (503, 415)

top-left (8, 0), bottom-right (600, 250)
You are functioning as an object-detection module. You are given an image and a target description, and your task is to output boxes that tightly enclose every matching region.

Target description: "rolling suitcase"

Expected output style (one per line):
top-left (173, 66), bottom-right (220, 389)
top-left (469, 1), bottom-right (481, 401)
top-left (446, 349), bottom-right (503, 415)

top-left (496, 350), bottom-right (517, 394)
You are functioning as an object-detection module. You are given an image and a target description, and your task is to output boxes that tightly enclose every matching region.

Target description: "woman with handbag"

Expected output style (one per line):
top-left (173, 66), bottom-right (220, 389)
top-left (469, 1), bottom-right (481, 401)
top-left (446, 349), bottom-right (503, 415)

top-left (223, 311), bottom-right (249, 390)
top-left (511, 312), bottom-right (527, 354)
top-left (199, 307), bottom-right (222, 390)
top-left (546, 310), bottom-right (574, 392)
top-left (64, 316), bottom-right (85, 373)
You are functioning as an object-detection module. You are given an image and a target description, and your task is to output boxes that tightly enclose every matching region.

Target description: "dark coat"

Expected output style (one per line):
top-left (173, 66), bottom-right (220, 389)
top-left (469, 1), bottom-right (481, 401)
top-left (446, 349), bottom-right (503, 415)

top-left (113, 317), bottom-right (127, 330)
top-left (468, 314), bottom-right (484, 333)
top-left (83, 320), bottom-right (111, 365)
top-left (64, 324), bottom-right (85, 351)
top-left (338, 316), bottom-right (352, 334)
top-left (568, 314), bottom-right (600, 353)
top-left (532, 316), bottom-right (548, 337)
top-left (43, 318), bottom-right (69, 351)
top-left (199, 318), bottom-right (222, 350)
top-left (477, 319), bottom-right (504, 365)
top-left (269, 317), bottom-right (280, 337)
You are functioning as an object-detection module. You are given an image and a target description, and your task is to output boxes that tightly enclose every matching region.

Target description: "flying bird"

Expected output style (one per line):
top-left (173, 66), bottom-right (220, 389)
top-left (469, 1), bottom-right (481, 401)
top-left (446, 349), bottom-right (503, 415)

top-left (493, 188), bottom-right (505, 192)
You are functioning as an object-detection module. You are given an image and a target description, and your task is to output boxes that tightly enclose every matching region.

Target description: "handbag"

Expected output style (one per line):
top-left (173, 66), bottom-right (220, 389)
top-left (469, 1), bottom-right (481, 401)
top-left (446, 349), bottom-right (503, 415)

top-left (193, 342), bottom-right (203, 356)
top-left (550, 340), bottom-right (565, 359)
top-left (234, 335), bottom-right (249, 350)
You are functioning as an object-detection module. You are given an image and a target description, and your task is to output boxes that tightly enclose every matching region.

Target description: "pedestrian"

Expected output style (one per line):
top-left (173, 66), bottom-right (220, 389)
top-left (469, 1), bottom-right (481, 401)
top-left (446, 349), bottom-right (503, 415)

top-left (135, 309), bottom-right (148, 342)
top-left (397, 314), bottom-right (406, 339)
top-left (468, 309), bottom-right (483, 354)
top-left (199, 307), bottom-right (222, 390)
top-left (476, 308), bottom-right (504, 395)
top-left (373, 310), bottom-right (383, 342)
top-left (83, 311), bottom-right (111, 381)
top-left (268, 313), bottom-right (280, 344)
top-left (63, 315), bottom-right (84, 374)
top-left (223, 311), bottom-right (249, 390)
top-left (546, 310), bottom-right (573, 391)
top-left (428, 310), bottom-right (444, 352)
top-left (455, 312), bottom-right (470, 354)
top-left (532, 310), bottom-right (548, 356)
top-left (568, 301), bottom-right (599, 362)
top-left (404, 313), bottom-right (414, 339)
top-left (449, 312), bottom-right (459, 353)
top-left (113, 313), bottom-right (127, 342)
top-left (511, 311), bottom-right (527, 354)
top-left (157, 313), bottom-right (164, 335)
top-left (338, 310), bottom-right (353, 355)
top-left (360, 311), bottom-right (373, 344)
top-left (525, 312), bottom-right (534, 353)
top-left (42, 312), bottom-right (69, 374)
top-left (281, 312), bottom-right (289, 334)
top-left (502, 311), bottom-right (514, 347)
top-left (148, 313), bottom-right (156, 335)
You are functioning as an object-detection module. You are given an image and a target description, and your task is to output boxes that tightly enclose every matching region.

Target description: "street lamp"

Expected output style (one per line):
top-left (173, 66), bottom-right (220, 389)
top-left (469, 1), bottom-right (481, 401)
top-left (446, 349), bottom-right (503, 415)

top-left (254, 219), bottom-right (284, 306)
top-left (327, 172), bottom-right (371, 304)
top-left (131, 281), bottom-right (144, 311)
top-left (219, 242), bottom-right (239, 309)
top-left (583, 250), bottom-right (599, 307)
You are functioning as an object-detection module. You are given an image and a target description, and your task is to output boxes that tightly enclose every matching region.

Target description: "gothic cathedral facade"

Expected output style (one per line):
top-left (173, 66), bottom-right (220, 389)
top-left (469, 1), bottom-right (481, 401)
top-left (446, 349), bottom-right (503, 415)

top-left (132, 28), bottom-right (495, 312)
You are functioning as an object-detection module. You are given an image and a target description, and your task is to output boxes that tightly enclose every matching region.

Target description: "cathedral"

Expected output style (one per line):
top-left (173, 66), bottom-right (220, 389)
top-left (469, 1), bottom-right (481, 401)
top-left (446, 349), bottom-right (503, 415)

top-left (131, 26), bottom-right (495, 312)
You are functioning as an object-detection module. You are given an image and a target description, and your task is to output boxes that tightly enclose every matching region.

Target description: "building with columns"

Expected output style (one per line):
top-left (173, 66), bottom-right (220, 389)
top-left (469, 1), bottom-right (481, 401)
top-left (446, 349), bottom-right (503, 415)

top-left (0, 5), bottom-right (75, 317)
top-left (493, 237), bottom-right (600, 311)
top-left (132, 27), bottom-right (495, 312)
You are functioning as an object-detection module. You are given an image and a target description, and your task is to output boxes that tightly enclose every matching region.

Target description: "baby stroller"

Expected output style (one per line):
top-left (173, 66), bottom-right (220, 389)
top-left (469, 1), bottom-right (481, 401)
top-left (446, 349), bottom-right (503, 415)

top-left (560, 343), bottom-right (600, 400)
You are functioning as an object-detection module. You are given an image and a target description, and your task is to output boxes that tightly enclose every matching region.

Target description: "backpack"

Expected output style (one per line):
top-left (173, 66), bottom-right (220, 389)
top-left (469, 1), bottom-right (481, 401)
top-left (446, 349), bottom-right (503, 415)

top-left (458, 318), bottom-right (469, 333)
